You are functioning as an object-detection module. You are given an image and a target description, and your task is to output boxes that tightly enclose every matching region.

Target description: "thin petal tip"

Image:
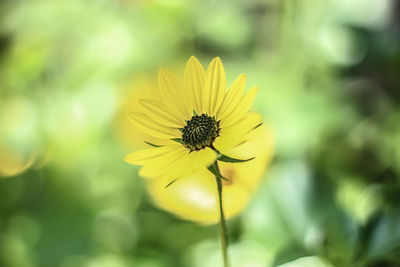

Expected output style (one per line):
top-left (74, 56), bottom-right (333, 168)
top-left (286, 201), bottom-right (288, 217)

top-left (188, 56), bottom-right (200, 62)
top-left (212, 56), bottom-right (222, 62)
top-left (249, 86), bottom-right (259, 93)
top-left (123, 154), bottom-right (134, 164)
top-left (186, 56), bottom-right (202, 70)
top-left (209, 57), bottom-right (223, 66)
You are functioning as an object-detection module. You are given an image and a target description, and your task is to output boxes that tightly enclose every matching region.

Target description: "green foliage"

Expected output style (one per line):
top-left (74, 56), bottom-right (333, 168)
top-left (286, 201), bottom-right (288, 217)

top-left (1, 0), bottom-right (399, 266)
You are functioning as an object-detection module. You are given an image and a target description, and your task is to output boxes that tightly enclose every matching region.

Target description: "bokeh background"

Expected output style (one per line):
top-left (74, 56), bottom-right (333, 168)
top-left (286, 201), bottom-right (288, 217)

top-left (1, 0), bottom-right (400, 266)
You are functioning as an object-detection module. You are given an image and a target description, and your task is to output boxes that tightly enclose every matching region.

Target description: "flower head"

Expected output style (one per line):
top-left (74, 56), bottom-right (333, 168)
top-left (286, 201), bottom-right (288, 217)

top-left (124, 56), bottom-right (261, 182)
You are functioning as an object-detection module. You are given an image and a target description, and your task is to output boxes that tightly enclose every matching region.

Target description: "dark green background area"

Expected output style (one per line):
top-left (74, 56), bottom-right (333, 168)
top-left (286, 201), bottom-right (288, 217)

top-left (1, 0), bottom-right (400, 266)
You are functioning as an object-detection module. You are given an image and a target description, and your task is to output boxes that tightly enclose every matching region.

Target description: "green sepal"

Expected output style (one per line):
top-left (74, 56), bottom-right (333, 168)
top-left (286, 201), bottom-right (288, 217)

top-left (208, 164), bottom-right (230, 182)
top-left (144, 141), bottom-right (162, 147)
top-left (171, 138), bottom-right (183, 144)
top-left (218, 154), bottom-right (255, 163)
top-left (178, 128), bottom-right (184, 133)
top-left (253, 122), bottom-right (263, 130)
top-left (192, 110), bottom-right (198, 116)
top-left (165, 178), bottom-right (178, 188)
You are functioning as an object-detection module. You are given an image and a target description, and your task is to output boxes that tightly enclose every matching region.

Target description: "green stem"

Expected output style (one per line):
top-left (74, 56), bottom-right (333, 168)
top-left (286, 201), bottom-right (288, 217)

top-left (214, 161), bottom-right (229, 267)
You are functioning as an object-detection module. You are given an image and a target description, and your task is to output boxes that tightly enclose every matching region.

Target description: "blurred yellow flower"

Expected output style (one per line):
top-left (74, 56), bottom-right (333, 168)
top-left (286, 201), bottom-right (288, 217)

top-left (124, 56), bottom-right (261, 183)
top-left (145, 124), bottom-right (274, 224)
top-left (0, 144), bottom-right (36, 178)
top-left (0, 97), bottom-right (43, 178)
top-left (113, 76), bottom-right (167, 151)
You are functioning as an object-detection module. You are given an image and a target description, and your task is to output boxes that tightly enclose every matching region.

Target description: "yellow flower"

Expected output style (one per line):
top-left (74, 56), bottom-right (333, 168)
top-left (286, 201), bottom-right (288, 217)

top-left (145, 125), bottom-right (274, 224)
top-left (0, 144), bottom-right (36, 178)
top-left (113, 75), bottom-right (167, 151)
top-left (124, 56), bottom-right (261, 183)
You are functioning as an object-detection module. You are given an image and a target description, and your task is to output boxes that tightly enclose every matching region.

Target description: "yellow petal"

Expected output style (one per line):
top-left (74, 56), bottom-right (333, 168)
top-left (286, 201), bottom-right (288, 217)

top-left (191, 147), bottom-right (217, 169)
top-left (138, 98), bottom-right (184, 127)
top-left (124, 145), bottom-right (181, 165)
top-left (184, 56), bottom-right (206, 114)
top-left (220, 86), bottom-right (258, 128)
top-left (214, 112), bottom-right (262, 153)
top-left (139, 146), bottom-right (189, 177)
top-left (217, 74), bottom-right (246, 121)
top-left (127, 112), bottom-right (180, 139)
top-left (142, 155), bottom-right (191, 178)
top-left (158, 69), bottom-right (192, 120)
top-left (161, 148), bottom-right (216, 178)
top-left (205, 57), bottom-right (226, 115)
top-left (140, 147), bottom-right (216, 179)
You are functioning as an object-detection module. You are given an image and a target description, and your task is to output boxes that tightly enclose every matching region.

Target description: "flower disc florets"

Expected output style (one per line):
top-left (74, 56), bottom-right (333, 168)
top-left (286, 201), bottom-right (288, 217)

top-left (182, 113), bottom-right (220, 151)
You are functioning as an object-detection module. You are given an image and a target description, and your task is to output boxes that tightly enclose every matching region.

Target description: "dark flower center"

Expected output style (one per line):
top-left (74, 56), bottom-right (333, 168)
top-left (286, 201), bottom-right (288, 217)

top-left (182, 114), bottom-right (220, 151)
